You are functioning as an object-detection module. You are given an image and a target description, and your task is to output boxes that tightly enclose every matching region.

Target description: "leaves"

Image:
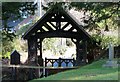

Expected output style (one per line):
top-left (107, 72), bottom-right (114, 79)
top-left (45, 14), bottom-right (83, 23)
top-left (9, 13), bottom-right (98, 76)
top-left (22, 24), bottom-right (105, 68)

top-left (2, 2), bottom-right (37, 57)
top-left (2, 2), bottom-right (37, 20)
top-left (92, 34), bottom-right (119, 49)
top-left (43, 38), bottom-right (56, 50)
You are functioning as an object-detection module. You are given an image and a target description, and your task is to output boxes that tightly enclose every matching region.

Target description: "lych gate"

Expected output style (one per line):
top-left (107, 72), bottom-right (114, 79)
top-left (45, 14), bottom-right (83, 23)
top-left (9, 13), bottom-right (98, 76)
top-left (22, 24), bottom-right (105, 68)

top-left (22, 5), bottom-right (92, 75)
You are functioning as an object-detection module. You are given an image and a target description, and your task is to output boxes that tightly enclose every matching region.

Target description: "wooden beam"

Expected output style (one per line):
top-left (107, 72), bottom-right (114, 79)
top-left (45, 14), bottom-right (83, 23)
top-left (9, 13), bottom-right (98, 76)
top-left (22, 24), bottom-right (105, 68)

top-left (39, 39), bottom-right (43, 58)
top-left (83, 41), bottom-right (87, 64)
top-left (36, 30), bottom-right (79, 39)
top-left (44, 23), bottom-right (54, 31)
top-left (68, 27), bottom-right (75, 32)
top-left (41, 26), bottom-right (48, 32)
top-left (62, 22), bottom-right (69, 30)
top-left (40, 27), bottom-right (46, 32)
top-left (47, 18), bottom-right (68, 22)
top-left (23, 13), bottom-right (53, 39)
top-left (49, 22), bottom-right (57, 30)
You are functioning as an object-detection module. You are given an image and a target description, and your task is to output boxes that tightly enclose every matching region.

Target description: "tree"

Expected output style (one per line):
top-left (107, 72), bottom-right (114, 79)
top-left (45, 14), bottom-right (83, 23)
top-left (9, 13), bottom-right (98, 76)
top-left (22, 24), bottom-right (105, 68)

top-left (69, 2), bottom-right (119, 30)
top-left (2, 2), bottom-right (37, 41)
top-left (1, 2), bottom-right (37, 57)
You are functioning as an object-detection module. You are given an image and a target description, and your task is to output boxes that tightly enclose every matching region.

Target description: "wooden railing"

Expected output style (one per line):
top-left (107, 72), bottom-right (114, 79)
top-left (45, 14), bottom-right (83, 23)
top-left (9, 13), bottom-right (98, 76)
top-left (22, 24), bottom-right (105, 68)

top-left (44, 58), bottom-right (76, 76)
top-left (45, 57), bottom-right (75, 67)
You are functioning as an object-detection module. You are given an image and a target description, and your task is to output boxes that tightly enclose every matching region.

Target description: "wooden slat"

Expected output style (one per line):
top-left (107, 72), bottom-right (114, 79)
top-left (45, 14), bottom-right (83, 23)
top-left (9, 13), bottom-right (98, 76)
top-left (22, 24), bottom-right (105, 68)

top-left (44, 23), bottom-right (54, 31)
top-left (49, 22), bottom-right (56, 29)
top-left (68, 27), bottom-right (75, 32)
top-left (62, 22), bottom-right (69, 30)
top-left (46, 22), bottom-right (56, 30)
top-left (45, 58), bottom-right (75, 67)
top-left (47, 18), bottom-right (68, 22)
top-left (42, 26), bottom-right (49, 31)
top-left (35, 30), bottom-right (80, 39)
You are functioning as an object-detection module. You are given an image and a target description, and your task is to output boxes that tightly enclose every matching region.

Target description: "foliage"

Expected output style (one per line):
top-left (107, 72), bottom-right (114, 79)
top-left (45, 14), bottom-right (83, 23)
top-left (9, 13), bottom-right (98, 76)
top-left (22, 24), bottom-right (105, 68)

top-left (12, 37), bottom-right (28, 52)
top-left (92, 34), bottom-right (119, 49)
top-left (42, 38), bottom-right (56, 51)
top-left (69, 2), bottom-right (119, 50)
top-left (2, 37), bottom-right (14, 58)
top-left (4, 52), bottom-right (10, 59)
top-left (2, 2), bottom-right (37, 20)
top-left (42, 2), bottom-right (69, 11)
top-left (66, 38), bottom-right (74, 47)
top-left (16, 15), bottom-right (40, 36)
top-left (101, 36), bottom-right (119, 49)
top-left (69, 2), bottom-right (119, 29)
top-left (2, 2), bottom-right (37, 57)
top-left (14, 16), bottom-right (41, 52)
top-left (43, 38), bottom-right (68, 55)
top-left (16, 24), bottom-right (31, 36)
top-left (2, 2), bottom-right (37, 41)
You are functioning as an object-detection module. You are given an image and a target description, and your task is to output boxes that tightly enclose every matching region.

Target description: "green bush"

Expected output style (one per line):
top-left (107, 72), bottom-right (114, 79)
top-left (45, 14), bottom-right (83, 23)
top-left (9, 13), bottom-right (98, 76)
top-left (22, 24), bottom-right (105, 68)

top-left (92, 34), bottom-right (119, 49)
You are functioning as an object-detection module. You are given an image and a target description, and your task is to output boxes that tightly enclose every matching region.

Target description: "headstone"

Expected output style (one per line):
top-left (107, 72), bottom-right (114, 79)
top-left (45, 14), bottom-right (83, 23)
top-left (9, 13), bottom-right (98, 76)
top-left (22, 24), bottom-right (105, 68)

top-left (10, 50), bottom-right (20, 65)
top-left (103, 43), bottom-right (118, 68)
top-left (10, 50), bottom-right (20, 80)
top-left (109, 43), bottom-right (114, 61)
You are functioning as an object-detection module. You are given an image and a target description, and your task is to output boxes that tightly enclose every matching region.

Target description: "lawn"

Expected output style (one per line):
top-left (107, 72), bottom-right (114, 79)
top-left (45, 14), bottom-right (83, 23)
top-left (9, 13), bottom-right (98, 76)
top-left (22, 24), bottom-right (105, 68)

top-left (29, 59), bottom-right (119, 81)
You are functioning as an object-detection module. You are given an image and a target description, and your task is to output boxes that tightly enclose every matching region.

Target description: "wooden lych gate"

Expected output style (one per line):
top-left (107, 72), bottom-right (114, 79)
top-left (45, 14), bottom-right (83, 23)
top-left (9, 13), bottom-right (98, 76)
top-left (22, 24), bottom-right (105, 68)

top-left (22, 5), bottom-right (95, 79)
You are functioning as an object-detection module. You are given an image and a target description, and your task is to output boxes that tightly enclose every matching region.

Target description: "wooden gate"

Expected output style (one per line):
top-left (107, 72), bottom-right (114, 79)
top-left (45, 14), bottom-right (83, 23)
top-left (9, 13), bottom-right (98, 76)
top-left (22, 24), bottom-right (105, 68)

top-left (44, 58), bottom-right (76, 76)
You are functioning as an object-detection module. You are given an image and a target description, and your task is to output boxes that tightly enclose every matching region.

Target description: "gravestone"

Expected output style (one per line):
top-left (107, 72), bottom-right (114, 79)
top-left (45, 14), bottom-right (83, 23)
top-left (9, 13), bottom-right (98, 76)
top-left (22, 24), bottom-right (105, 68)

top-left (10, 50), bottom-right (20, 80)
top-left (103, 43), bottom-right (118, 68)
top-left (109, 43), bottom-right (114, 61)
top-left (10, 50), bottom-right (20, 65)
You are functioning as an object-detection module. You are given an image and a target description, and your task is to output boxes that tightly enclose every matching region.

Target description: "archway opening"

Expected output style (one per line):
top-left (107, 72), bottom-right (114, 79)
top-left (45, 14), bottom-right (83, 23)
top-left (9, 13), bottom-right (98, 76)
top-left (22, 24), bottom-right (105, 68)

top-left (39, 38), bottom-right (76, 60)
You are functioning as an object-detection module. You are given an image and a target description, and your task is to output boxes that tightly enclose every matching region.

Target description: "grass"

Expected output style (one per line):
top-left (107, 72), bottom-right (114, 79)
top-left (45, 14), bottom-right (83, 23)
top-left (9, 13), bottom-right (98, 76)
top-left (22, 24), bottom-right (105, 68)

top-left (29, 59), bottom-right (119, 81)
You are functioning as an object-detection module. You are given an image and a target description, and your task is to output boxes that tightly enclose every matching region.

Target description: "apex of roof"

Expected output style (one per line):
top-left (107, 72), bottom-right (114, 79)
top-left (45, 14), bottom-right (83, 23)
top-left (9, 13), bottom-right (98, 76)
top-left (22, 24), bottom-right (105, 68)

top-left (22, 5), bottom-right (91, 40)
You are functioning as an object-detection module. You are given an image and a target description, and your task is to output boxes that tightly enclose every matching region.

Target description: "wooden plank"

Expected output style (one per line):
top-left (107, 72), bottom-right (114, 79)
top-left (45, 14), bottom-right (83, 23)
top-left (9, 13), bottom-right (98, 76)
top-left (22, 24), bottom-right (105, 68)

top-left (44, 23), bottom-right (54, 31)
top-left (23, 13), bottom-right (52, 39)
top-left (49, 22), bottom-right (57, 30)
top-left (62, 22), bottom-right (69, 30)
top-left (40, 39), bottom-right (42, 58)
top-left (36, 31), bottom-right (80, 39)
top-left (42, 26), bottom-right (49, 31)
top-left (68, 27), bottom-right (75, 32)
top-left (47, 18), bottom-right (68, 22)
